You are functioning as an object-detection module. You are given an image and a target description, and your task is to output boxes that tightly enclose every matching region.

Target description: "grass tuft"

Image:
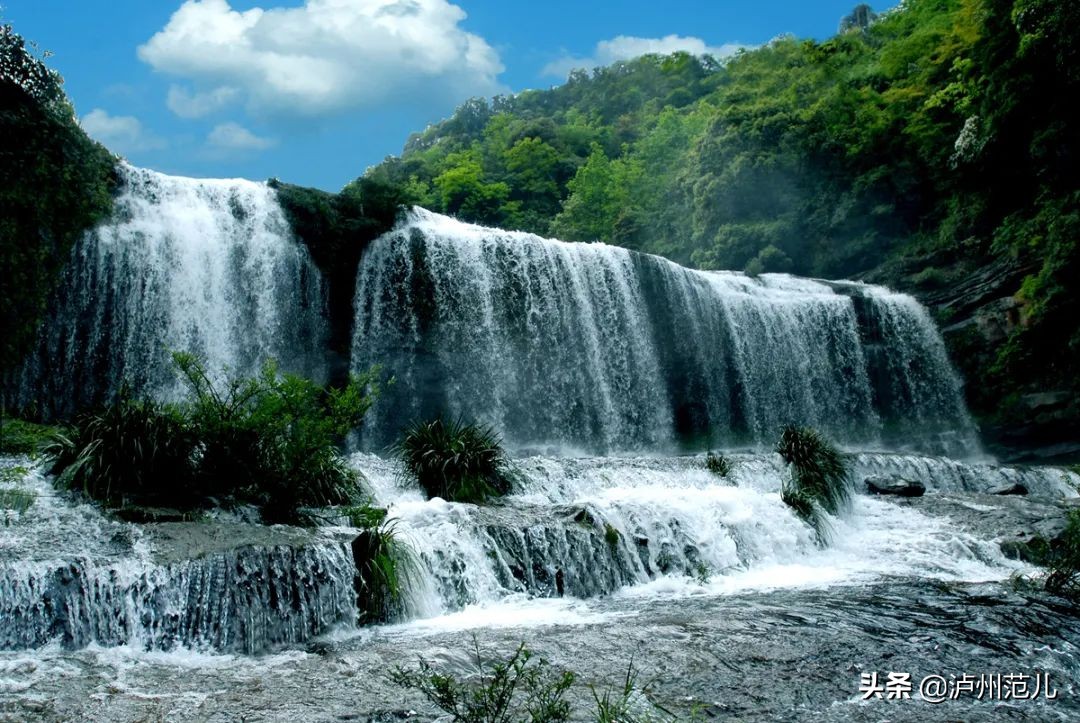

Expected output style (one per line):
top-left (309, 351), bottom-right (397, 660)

top-left (776, 426), bottom-right (851, 541)
top-left (394, 418), bottom-right (513, 504)
top-left (704, 451), bottom-right (731, 478)
top-left (391, 639), bottom-right (574, 722)
top-left (349, 505), bottom-right (414, 623)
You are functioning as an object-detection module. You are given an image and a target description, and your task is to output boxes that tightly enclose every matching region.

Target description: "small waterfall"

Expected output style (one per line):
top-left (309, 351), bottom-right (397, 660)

top-left (0, 465), bottom-right (358, 653)
top-left (0, 545), bottom-right (358, 653)
top-left (13, 164), bottom-right (328, 417)
top-left (2, 452), bottom-right (1074, 651)
top-left (357, 452), bottom-right (1076, 617)
top-left (351, 209), bottom-right (978, 456)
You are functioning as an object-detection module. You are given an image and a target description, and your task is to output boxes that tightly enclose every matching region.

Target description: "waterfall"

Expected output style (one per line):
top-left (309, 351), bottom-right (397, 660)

top-left (351, 209), bottom-right (978, 456)
top-left (13, 164), bottom-right (328, 417)
top-left (0, 464), bottom-right (358, 653)
top-left (3, 452), bottom-right (1074, 652)
top-left (357, 451), bottom-right (1079, 616)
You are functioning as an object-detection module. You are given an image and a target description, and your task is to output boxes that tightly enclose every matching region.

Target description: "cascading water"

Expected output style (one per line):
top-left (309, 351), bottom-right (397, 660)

top-left (0, 464), bottom-right (358, 653)
top-left (6, 449), bottom-right (1074, 653)
top-left (351, 209), bottom-right (978, 456)
top-left (357, 451), bottom-right (1079, 617)
top-left (12, 164), bottom-right (328, 417)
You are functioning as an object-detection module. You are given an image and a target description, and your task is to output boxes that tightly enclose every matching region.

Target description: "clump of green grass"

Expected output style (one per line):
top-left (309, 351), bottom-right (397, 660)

top-left (394, 418), bottom-right (513, 504)
top-left (604, 523), bottom-right (621, 548)
top-left (1041, 510), bottom-right (1080, 602)
top-left (776, 426), bottom-right (851, 515)
top-left (775, 426), bottom-right (850, 541)
top-left (43, 352), bottom-right (385, 525)
top-left (0, 418), bottom-right (62, 457)
top-left (391, 639), bottom-right (574, 722)
top-left (0, 488), bottom-right (34, 524)
top-left (347, 504), bottom-right (415, 623)
top-left (44, 395), bottom-right (198, 509)
top-left (704, 451), bottom-right (731, 478)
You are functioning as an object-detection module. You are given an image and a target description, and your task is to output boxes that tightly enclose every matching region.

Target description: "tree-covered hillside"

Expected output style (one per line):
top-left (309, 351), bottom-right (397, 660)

top-left (0, 25), bottom-right (117, 379)
top-left (360, 0), bottom-right (1080, 455)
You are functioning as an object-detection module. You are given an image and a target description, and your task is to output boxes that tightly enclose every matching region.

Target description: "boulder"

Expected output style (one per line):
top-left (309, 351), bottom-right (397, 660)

top-left (990, 483), bottom-right (1028, 496)
top-left (865, 476), bottom-right (926, 497)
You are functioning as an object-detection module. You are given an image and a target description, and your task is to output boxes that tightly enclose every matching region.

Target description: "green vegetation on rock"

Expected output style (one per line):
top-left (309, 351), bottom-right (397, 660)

top-left (776, 426), bottom-right (851, 537)
top-left (0, 24), bottom-right (117, 377)
top-left (395, 418), bottom-right (514, 504)
top-left (45, 352), bottom-right (385, 525)
top-left (391, 641), bottom-right (575, 723)
top-left (704, 452), bottom-right (731, 478)
top-left (269, 178), bottom-right (413, 370)
top-left (0, 418), bottom-right (59, 456)
top-left (347, 504), bottom-right (414, 623)
top-left (1016, 509), bottom-right (1080, 604)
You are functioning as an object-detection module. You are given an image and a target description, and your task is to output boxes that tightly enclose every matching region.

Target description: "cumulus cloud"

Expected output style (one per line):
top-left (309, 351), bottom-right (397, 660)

top-left (80, 109), bottom-right (166, 153)
top-left (139, 0), bottom-right (504, 119)
top-left (207, 122), bottom-right (277, 151)
top-left (542, 34), bottom-right (749, 78)
top-left (167, 85), bottom-right (240, 118)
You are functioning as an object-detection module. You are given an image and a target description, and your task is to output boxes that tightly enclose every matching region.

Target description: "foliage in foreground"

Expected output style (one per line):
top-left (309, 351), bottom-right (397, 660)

top-left (0, 418), bottom-right (60, 456)
top-left (347, 504), bottom-right (416, 622)
top-left (776, 426), bottom-right (851, 539)
top-left (705, 451), bottom-right (731, 478)
top-left (1016, 509), bottom-right (1080, 604)
top-left (392, 642), bottom-right (697, 722)
top-left (45, 395), bottom-right (196, 508)
top-left (44, 353), bottom-right (384, 524)
top-left (394, 418), bottom-right (513, 503)
top-left (392, 641), bottom-right (575, 723)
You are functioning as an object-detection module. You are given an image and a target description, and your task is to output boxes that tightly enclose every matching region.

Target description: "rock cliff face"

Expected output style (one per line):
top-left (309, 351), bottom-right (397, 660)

top-left (875, 253), bottom-right (1080, 463)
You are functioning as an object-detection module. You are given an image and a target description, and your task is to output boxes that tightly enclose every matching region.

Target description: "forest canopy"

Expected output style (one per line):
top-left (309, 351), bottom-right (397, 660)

top-left (359, 0), bottom-right (1080, 433)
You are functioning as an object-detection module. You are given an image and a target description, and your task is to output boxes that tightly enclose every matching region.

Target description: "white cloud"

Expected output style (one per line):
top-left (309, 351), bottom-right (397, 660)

top-left (80, 109), bottom-right (166, 153)
top-left (207, 122), bottom-right (276, 151)
top-left (167, 85), bottom-right (240, 118)
top-left (542, 34), bottom-right (749, 78)
top-left (139, 0), bottom-right (504, 119)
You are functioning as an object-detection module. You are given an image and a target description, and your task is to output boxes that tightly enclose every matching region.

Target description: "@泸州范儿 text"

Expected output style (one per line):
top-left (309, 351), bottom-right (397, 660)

top-left (859, 671), bottom-right (1058, 703)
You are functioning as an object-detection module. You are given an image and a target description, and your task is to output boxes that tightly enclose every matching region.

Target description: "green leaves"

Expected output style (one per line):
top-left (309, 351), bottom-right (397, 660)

top-left (394, 418), bottom-right (513, 504)
top-left (391, 641), bottom-right (575, 723)
top-left (776, 425), bottom-right (851, 543)
top-left (45, 353), bottom-right (383, 524)
top-left (1, 24), bottom-right (117, 371)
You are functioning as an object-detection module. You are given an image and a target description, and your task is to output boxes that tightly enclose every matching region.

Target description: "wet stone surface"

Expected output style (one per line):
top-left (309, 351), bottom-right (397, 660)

top-left (1, 579), bottom-right (1077, 722)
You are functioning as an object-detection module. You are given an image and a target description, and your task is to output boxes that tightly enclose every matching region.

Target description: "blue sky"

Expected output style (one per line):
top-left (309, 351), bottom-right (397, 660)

top-left (5, 0), bottom-right (869, 191)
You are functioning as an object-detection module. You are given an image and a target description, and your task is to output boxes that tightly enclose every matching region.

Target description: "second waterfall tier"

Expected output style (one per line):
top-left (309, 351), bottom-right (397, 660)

top-left (351, 209), bottom-right (978, 456)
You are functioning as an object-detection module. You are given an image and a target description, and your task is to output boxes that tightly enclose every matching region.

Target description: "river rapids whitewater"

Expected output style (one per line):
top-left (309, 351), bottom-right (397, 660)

top-left (2, 167), bottom-right (1079, 721)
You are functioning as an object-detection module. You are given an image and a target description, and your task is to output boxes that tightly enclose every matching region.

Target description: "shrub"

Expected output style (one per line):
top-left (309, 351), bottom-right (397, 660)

top-left (704, 451), bottom-right (731, 478)
top-left (0, 487), bottom-right (34, 524)
top-left (44, 395), bottom-right (198, 508)
top-left (394, 418), bottom-right (513, 503)
top-left (43, 353), bottom-right (384, 525)
top-left (775, 425), bottom-right (851, 516)
top-left (348, 505), bottom-right (415, 623)
top-left (173, 352), bottom-right (384, 524)
top-left (1043, 510), bottom-right (1080, 602)
top-left (391, 640), bottom-right (574, 723)
top-left (0, 418), bottom-right (60, 457)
